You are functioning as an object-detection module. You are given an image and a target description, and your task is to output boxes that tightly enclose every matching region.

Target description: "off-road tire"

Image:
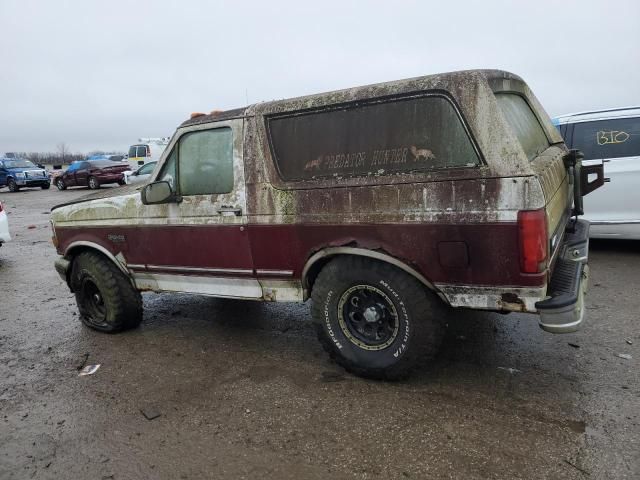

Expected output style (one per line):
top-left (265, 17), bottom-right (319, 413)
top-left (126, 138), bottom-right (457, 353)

top-left (41, 183), bottom-right (50, 190)
top-left (7, 179), bottom-right (19, 192)
top-left (71, 251), bottom-right (143, 333)
top-left (88, 176), bottom-right (100, 189)
top-left (311, 257), bottom-right (446, 380)
top-left (56, 179), bottom-right (66, 190)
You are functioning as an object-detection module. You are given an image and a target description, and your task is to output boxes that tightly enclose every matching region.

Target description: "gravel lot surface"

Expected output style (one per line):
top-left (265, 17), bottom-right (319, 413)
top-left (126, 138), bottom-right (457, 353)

top-left (0, 186), bottom-right (638, 479)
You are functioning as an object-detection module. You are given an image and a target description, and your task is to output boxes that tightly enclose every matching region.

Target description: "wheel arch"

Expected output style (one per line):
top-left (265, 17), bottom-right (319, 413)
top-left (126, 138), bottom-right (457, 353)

top-left (63, 241), bottom-right (132, 287)
top-left (302, 247), bottom-right (445, 302)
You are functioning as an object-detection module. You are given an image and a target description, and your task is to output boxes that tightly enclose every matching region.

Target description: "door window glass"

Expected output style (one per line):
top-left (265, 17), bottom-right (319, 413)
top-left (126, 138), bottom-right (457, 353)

top-left (138, 162), bottom-right (156, 175)
top-left (128, 146), bottom-right (137, 157)
top-left (178, 128), bottom-right (233, 195)
top-left (157, 149), bottom-right (176, 189)
top-left (571, 117), bottom-right (640, 160)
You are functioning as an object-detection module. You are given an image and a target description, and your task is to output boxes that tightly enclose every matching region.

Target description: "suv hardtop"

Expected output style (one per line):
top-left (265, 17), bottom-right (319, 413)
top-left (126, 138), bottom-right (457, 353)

top-left (50, 70), bottom-right (603, 379)
top-left (0, 156), bottom-right (50, 192)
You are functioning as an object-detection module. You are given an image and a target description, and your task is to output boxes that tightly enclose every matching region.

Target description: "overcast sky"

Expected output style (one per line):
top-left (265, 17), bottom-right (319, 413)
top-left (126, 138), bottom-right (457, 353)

top-left (1, 0), bottom-right (638, 153)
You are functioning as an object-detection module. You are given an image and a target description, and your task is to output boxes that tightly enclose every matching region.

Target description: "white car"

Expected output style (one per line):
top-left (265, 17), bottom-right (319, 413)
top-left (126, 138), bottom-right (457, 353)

top-left (554, 106), bottom-right (640, 239)
top-left (0, 201), bottom-right (10, 246)
top-left (123, 161), bottom-right (157, 185)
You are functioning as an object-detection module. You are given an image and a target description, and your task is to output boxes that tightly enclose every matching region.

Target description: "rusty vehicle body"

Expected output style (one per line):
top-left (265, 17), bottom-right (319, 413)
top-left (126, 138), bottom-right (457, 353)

top-left (50, 70), bottom-right (603, 379)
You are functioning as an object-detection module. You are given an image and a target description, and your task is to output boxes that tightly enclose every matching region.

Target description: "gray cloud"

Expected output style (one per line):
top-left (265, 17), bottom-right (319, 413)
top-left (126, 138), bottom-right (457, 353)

top-left (1, 0), bottom-right (638, 153)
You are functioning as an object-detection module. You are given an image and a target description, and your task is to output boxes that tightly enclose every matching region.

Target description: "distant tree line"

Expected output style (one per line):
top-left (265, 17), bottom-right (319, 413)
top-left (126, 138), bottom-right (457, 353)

top-left (9, 144), bottom-right (125, 167)
top-left (15, 151), bottom-right (86, 166)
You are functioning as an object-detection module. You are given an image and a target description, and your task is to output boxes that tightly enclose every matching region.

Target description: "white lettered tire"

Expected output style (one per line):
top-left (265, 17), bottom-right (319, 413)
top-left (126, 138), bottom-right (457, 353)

top-left (311, 257), bottom-right (446, 380)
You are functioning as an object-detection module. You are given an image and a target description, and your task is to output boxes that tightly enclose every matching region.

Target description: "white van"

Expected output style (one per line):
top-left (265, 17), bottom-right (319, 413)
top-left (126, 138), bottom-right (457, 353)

top-left (127, 138), bottom-right (170, 167)
top-left (554, 106), bottom-right (640, 239)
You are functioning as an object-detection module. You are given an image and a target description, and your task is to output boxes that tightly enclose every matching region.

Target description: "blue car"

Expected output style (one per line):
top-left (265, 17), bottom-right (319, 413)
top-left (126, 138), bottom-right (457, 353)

top-left (0, 156), bottom-right (51, 192)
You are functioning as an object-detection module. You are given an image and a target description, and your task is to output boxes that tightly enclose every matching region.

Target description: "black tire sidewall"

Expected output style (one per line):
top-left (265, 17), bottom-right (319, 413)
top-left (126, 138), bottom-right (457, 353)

top-left (8, 179), bottom-right (18, 192)
top-left (72, 253), bottom-right (128, 332)
top-left (56, 179), bottom-right (65, 190)
top-left (73, 264), bottom-right (117, 332)
top-left (317, 264), bottom-right (417, 371)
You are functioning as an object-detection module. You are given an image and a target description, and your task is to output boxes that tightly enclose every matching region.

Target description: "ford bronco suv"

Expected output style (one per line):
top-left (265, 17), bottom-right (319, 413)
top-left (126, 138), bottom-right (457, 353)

top-left (50, 70), bottom-right (604, 379)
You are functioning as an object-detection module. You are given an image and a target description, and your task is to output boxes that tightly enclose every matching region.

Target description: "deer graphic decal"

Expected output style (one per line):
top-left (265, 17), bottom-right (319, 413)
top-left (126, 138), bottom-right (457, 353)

top-left (410, 145), bottom-right (436, 162)
top-left (304, 156), bottom-right (324, 171)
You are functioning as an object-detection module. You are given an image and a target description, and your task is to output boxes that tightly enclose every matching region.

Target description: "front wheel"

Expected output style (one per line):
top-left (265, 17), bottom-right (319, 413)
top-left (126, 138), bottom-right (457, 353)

top-left (56, 179), bottom-right (66, 190)
top-left (71, 251), bottom-right (143, 332)
top-left (311, 257), bottom-right (446, 380)
top-left (7, 179), bottom-right (19, 192)
top-left (88, 176), bottom-right (100, 189)
top-left (41, 183), bottom-right (50, 190)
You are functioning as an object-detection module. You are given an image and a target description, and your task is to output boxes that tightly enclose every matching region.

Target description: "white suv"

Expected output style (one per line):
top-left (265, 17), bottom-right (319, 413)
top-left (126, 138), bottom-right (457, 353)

top-left (554, 106), bottom-right (640, 239)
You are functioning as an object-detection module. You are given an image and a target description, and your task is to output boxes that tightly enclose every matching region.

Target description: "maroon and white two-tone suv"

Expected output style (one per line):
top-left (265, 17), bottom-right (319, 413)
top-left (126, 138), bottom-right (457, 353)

top-left (50, 70), bottom-right (604, 379)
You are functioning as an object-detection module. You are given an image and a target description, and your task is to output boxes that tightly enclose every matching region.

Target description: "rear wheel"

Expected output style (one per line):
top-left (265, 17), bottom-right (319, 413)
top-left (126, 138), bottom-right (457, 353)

top-left (7, 179), bottom-right (19, 192)
top-left (311, 257), bottom-right (446, 380)
top-left (56, 179), bottom-right (66, 190)
top-left (71, 251), bottom-right (143, 332)
top-left (88, 176), bottom-right (99, 189)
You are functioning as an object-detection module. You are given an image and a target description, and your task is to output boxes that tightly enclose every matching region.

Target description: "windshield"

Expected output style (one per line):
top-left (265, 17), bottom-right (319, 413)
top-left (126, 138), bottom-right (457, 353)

top-left (4, 159), bottom-right (36, 169)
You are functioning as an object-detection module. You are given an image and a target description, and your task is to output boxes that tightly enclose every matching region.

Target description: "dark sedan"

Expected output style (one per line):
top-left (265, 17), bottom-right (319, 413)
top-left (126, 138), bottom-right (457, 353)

top-left (55, 160), bottom-right (130, 190)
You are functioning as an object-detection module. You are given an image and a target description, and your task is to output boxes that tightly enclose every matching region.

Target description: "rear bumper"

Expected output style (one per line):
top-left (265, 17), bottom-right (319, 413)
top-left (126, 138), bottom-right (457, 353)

top-left (96, 173), bottom-right (124, 183)
top-left (536, 219), bottom-right (590, 333)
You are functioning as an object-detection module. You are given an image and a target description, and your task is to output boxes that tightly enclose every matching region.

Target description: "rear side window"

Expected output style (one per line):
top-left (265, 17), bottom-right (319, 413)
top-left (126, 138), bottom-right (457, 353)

top-left (267, 95), bottom-right (480, 181)
top-left (128, 146), bottom-right (137, 157)
top-left (496, 93), bottom-right (550, 161)
top-left (570, 117), bottom-right (640, 160)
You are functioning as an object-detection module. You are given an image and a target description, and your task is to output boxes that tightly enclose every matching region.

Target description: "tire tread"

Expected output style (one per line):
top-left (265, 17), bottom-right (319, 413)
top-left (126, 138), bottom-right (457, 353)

top-left (73, 251), bottom-right (142, 332)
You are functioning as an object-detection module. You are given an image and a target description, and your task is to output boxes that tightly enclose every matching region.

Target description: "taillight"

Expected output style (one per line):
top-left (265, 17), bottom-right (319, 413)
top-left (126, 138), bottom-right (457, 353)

top-left (517, 209), bottom-right (548, 273)
top-left (146, 146), bottom-right (150, 157)
top-left (0, 202), bottom-right (3, 213)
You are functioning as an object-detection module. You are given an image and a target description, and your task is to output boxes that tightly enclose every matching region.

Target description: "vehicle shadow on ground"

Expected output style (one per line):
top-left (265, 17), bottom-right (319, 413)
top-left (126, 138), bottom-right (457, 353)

top-left (135, 293), bottom-right (548, 387)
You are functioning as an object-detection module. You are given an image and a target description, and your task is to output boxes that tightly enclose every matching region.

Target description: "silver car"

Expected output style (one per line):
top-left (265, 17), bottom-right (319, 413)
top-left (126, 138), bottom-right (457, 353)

top-left (123, 161), bottom-right (157, 185)
top-left (554, 106), bottom-right (640, 239)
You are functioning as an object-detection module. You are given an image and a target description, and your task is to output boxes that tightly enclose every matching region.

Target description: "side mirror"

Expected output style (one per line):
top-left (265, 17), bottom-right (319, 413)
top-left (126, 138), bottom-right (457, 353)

top-left (141, 181), bottom-right (180, 205)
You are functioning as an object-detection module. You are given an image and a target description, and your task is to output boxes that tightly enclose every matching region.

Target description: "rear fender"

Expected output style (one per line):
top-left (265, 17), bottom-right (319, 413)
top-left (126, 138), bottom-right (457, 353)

top-left (301, 246), bottom-right (446, 303)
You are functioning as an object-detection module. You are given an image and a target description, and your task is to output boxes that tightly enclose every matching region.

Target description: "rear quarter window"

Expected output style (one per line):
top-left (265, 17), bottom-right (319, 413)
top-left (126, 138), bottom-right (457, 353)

top-left (267, 95), bottom-right (480, 181)
top-left (496, 93), bottom-right (550, 161)
top-left (569, 117), bottom-right (640, 160)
